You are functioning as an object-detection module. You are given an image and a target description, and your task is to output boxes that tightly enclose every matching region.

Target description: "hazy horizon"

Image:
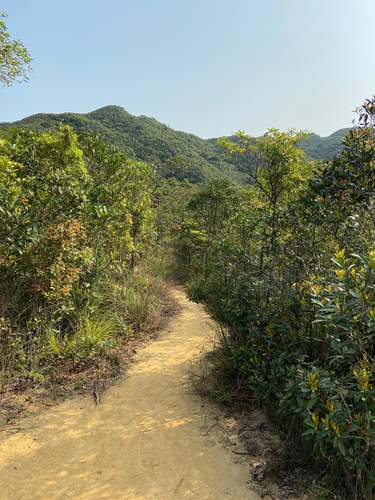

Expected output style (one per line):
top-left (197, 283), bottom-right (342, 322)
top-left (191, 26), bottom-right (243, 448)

top-left (1, 0), bottom-right (374, 138)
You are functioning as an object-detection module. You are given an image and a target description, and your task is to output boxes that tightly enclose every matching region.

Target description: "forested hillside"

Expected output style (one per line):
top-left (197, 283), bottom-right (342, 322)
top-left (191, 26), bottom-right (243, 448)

top-left (299, 127), bottom-right (351, 159)
top-left (0, 106), bottom-right (349, 183)
top-left (0, 106), bottom-right (243, 183)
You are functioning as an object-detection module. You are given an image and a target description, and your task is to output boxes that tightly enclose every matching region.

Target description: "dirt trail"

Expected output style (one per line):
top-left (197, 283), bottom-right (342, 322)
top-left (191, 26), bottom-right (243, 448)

top-left (0, 288), bottom-right (258, 500)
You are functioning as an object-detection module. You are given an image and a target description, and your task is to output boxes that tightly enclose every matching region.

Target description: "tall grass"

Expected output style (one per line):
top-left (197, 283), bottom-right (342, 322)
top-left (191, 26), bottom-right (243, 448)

top-left (46, 315), bottom-right (116, 361)
top-left (0, 265), bottom-right (171, 395)
top-left (101, 265), bottom-right (169, 334)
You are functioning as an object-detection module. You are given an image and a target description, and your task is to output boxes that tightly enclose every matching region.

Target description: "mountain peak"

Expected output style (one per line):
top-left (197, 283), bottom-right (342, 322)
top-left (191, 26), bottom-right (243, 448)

top-left (86, 105), bottom-right (130, 118)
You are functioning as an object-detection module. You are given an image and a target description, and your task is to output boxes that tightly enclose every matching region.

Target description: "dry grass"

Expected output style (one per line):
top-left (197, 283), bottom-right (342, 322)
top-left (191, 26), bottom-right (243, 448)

top-left (0, 276), bottom-right (177, 425)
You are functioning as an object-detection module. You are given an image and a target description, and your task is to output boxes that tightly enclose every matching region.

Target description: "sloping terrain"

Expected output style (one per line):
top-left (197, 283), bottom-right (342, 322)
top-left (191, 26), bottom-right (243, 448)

top-left (298, 127), bottom-right (350, 159)
top-left (0, 106), bottom-right (349, 183)
top-left (0, 106), bottom-right (242, 183)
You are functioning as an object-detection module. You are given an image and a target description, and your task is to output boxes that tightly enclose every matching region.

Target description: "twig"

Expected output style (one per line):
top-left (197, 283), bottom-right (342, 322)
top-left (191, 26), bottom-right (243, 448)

top-left (204, 421), bottom-right (218, 436)
top-left (93, 389), bottom-right (100, 405)
top-left (0, 426), bottom-right (35, 433)
top-left (93, 379), bottom-right (101, 405)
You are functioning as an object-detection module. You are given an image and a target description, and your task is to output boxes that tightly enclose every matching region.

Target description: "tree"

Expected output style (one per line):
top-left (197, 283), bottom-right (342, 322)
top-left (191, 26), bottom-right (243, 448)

top-left (0, 11), bottom-right (31, 86)
top-left (356, 95), bottom-right (375, 128)
top-left (177, 99), bottom-right (375, 497)
top-left (220, 129), bottom-right (308, 264)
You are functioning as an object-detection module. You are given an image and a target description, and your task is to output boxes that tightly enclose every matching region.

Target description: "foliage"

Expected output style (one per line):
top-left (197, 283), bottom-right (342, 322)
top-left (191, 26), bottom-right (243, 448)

top-left (356, 96), bottom-right (375, 129)
top-left (0, 106), bottom-right (243, 183)
top-left (176, 102), bottom-right (375, 497)
top-left (105, 268), bottom-right (168, 333)
top-left (0, 126), bottom-right (90, 310)
top-left (0, 106), bottom-right (349, 184)
top-left (0, 11), bottom-right (31, 86)
top-left (0, 126), bottom-right (157, 389)
top-left (46, 315), bottom-right (116, 361)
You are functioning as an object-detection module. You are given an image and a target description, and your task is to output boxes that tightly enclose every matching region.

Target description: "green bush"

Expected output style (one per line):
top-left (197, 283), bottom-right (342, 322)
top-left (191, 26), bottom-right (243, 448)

top-left (46, 315), bottom-right (116, 361)
top-left (276, 252), bottom-right (375, 496)
top-left (0, 126), bottom-right (156, 390)
top-left (176, 98), bottom-right (375, 497)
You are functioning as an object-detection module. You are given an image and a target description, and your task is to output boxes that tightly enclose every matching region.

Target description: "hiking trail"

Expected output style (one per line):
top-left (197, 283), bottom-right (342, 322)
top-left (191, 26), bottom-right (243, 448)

top-left (0, 288), bottom-right (258, 499)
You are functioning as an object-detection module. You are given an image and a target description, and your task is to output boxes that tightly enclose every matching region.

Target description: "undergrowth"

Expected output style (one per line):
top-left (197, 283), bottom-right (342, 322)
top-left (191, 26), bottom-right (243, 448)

top-left (0, 267), bottom-right (171, 396)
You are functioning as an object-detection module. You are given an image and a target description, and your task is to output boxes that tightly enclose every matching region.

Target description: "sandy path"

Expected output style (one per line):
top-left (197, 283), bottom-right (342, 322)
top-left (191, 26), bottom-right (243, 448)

top-left (0, 288), bottom-right (258, 499)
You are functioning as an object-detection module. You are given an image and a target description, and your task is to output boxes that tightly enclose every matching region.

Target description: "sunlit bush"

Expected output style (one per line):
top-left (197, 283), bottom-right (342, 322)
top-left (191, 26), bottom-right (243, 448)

top-left (177, 99), bottom-right (375, 497)
top-left (0, 126), bottom-right (156, 389)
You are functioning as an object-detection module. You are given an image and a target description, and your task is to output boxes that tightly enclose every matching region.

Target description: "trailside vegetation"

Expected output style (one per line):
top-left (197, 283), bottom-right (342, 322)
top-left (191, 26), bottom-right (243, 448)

top-left (0, 125), bottom-right (167, 393)
top-left (176, 97), bottom-right (375, 498)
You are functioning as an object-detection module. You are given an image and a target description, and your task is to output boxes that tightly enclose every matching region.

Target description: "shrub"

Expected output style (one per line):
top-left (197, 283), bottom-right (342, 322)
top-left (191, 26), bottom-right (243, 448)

top-left (0, 126), bottom-right (156, 390)
top-left (176, 100), bottom-right (375, 497)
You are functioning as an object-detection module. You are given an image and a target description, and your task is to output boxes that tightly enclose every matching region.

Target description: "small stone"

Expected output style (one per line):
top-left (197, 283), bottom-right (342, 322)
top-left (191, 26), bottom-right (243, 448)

top-left (251, 462), bottom-right (267, 482)
top-left (228, 434), bottom-right (239, 445)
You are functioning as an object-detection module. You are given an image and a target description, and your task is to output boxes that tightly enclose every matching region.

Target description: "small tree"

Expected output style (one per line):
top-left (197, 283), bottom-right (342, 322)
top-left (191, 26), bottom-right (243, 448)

top-left (219, 129), bottom-right (308, 265)
top-left (356, 95), bottom-right (375, 128)
top-left (0, 11), bottom-right (31, 86)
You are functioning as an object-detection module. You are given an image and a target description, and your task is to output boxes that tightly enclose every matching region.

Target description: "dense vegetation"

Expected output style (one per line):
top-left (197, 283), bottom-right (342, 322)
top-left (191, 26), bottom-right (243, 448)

top-left (0, 107), bottom-right (349, 184)
top-left (0, 106), bottom-right (243, 184)
top-left (176, 97), bottom-right (375, 498)
top-left (299, 128), bottom-right (350, 160)
top-left (3, 11), bottom-right (375, 497)
top-left (0, 124), bottom-right (170, 392)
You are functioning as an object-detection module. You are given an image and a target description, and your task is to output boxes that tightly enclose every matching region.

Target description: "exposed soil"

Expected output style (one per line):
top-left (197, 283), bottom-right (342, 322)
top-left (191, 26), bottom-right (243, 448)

top-left (0, 287), bottom-right (262, 499)
top-left (0, 284), bottom-right (177, 426)
top-left (190, 352), bottom-right (312, 499)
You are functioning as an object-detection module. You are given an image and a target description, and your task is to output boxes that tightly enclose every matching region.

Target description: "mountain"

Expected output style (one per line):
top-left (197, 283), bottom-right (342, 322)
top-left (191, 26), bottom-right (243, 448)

top-left (0, 106), bottom-right (350, 182)
top-left (299, 128), bottom-right (351, 160)
top-left (0, 106), bottom-right (242, 183)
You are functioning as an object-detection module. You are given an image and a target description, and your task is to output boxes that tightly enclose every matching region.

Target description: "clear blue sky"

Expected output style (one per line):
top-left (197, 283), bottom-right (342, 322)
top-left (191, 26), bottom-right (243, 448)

top-left (1, 0), bottom-right (374, 138)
